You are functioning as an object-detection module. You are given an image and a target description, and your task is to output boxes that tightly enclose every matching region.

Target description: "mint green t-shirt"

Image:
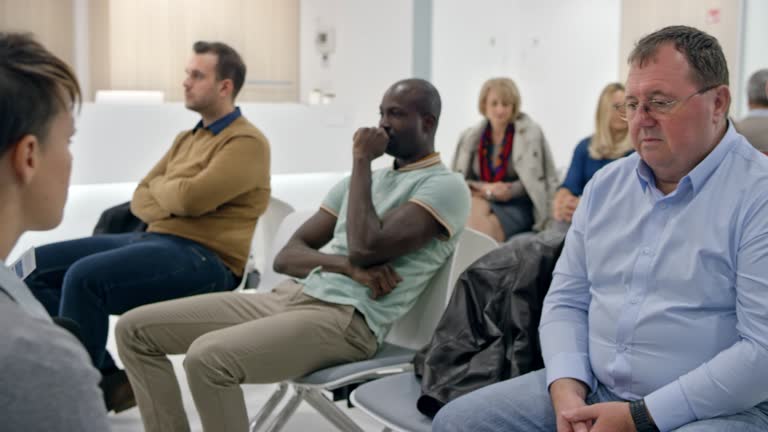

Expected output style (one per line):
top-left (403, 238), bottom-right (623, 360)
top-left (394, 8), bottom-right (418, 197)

top-left (300, 155), bottom-right (470, 342)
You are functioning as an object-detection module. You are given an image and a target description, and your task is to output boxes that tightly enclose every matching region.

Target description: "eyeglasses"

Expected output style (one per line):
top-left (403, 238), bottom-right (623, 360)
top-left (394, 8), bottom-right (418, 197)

top-left (613, 84), bottom-right (719, 121)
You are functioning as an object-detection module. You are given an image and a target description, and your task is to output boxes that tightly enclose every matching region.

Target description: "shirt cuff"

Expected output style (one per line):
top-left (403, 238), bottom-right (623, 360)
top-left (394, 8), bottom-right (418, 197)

top-left (545, 352), bottom-right (597, 392)
top-left (644, 380), bottom-right (697, 432)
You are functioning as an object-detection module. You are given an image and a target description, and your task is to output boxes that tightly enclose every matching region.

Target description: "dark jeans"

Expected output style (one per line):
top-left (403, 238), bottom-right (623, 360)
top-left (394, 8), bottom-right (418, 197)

top-left (27, 232), bottom-right (238, 372)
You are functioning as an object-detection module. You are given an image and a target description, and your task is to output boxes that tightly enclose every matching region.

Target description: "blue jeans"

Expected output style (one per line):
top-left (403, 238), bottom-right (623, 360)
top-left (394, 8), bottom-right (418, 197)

top-left (432, 369), bottom-right (768, 432)
top-left (27, 232), bottom-right (237, 372)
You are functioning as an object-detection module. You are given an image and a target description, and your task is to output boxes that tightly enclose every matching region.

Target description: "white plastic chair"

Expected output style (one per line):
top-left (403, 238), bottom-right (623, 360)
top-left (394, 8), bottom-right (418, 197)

top-left (250, 209), bottom-right (315, 292)
top-left (248, 228), bottom-right (498, 432)
top-left (243, 198), bottom-right (295, 285)
top-left (353, 232), bottom-right (531, 432)
top-left (235, 197), bottom-right (294, 290)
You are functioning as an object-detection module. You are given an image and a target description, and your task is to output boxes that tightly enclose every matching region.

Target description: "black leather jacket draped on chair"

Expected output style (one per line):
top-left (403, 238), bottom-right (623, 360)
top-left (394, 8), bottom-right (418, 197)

top-left (413, 229), bottom-right (565, 417)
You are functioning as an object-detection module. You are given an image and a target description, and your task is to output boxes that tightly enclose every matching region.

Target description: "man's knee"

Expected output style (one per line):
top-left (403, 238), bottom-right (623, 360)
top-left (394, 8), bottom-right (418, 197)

top-left (184, 333), bottom-right (240, 386)
top-left (115, 307), bottom-right (156, 355)
top-left (432, 403), bottom-right (467, 432)
top-left (62, 259), bottom-right (105, 294)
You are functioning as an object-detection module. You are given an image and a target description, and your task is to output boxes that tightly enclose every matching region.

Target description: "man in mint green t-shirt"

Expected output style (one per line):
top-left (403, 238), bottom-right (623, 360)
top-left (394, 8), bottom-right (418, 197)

top-left (115, 78), bottom-right (470, 432)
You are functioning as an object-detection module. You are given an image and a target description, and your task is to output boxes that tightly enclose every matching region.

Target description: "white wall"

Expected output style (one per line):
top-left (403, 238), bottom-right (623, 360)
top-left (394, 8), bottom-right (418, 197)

top-left (432, 0), bottom-right (621, 169)
top-left (739, 0), bottom-right (768, 118)
top-left (69, 102), bottom-right (363, 184)
top-left (298, 0), bottom-right (414, 171)
top-left (299, 0), bottom-right (413, 114)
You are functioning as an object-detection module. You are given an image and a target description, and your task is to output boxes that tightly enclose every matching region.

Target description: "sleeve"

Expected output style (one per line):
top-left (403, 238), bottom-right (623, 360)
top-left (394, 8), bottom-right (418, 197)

top-left (539, 171), bottom-right (596, 392)
top-left (644, 189), bottom-right (768, 431)
top-left (148, 134), bottom-right (270, 217)
top-left (451, 128), bottom-right (475, 180)
top-left (539, 129), bottom-right (561, 203)
top-left (319, 176), bottom-right (351, 218)
top-left (0, 316), bottom-right (110, 432)
top-left (561, 137), bottom-right (590, 196)
top-left (130, 136), bottom-right (176, 223)
top-left (408, 172), bottom-right (471, 239)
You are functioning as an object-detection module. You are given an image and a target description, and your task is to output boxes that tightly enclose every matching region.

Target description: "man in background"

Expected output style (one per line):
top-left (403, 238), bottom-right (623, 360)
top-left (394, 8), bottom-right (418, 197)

top-left (736, 68), bottom-right (768, 153)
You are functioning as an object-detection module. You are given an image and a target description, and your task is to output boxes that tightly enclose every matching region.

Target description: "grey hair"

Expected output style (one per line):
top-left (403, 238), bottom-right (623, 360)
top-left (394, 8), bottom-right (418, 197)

top-left (747, 69), bottom-right (768, 106)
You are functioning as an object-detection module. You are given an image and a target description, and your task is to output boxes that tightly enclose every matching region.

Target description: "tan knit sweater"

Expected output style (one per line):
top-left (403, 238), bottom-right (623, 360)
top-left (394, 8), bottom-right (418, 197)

top-left (130, 116), bottom-right (270, 276)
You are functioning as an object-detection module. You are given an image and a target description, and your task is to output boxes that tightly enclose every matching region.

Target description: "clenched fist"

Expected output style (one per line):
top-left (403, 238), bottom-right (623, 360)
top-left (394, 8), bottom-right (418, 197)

top-left (353, 127), bottom-right (390, 162)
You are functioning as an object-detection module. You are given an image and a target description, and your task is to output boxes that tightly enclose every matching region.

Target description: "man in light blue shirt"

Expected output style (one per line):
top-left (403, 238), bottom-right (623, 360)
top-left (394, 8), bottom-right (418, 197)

top-left (434, 25), bottom-right (768, 432)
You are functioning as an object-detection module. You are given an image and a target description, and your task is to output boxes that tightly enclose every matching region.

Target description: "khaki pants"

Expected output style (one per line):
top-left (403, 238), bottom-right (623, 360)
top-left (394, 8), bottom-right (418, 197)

top-left (115, 279), bottom-right (378, 432)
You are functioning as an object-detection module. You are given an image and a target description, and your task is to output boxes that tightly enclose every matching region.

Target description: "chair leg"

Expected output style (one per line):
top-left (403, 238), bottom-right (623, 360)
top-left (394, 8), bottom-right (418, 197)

top-left (302, 386), bottom-right (365, 432)
top-left (262, 386), bottom-right (306, 432)
top-left (249, 382), bottom-right (289, 432)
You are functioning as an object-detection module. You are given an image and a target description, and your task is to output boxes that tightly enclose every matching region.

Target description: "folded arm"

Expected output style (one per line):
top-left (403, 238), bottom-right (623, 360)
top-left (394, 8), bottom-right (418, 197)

top-left (149, 136), bottom-right (269, 217)
top-left (272, 208), bottom-right (403, 298)
top-left (273, 209), bottom-right (349, 278)
top-left (131, 150), bottom-right (172, 223)
top-left (345, 154), bottom-right (443, 268)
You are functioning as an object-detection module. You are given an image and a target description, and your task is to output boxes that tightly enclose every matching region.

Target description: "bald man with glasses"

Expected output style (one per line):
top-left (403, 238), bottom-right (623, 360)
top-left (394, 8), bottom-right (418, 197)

top-left (434, 25), bottom-right (768, 432)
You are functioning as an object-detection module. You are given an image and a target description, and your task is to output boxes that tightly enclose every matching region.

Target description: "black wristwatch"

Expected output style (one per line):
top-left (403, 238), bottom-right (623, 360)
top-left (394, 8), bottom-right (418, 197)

top-left (629, 399), bottom-right (659, 432)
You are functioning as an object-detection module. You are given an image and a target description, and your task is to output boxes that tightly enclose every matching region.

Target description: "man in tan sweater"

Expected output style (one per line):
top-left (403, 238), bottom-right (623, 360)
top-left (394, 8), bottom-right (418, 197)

top-left (25, 41), bottom-right (271, 413)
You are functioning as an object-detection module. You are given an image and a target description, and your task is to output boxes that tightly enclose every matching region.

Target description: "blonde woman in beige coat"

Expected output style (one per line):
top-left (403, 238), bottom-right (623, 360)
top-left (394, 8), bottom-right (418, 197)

top-left (452, 78), bottom-right (559, 242)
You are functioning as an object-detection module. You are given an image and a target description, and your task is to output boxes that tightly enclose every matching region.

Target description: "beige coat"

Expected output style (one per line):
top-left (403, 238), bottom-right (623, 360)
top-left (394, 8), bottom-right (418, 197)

top-left (451, 114), bottom-right (559, 231)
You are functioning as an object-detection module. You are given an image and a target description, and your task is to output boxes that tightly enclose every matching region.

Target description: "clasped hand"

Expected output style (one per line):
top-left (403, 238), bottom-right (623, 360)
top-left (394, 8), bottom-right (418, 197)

top-left (346, 261), bottom-right (402, 300)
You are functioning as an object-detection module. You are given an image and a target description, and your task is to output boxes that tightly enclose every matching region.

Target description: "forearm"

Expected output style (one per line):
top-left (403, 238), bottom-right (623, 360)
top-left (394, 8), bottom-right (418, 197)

top-left (550, 377), bottom-right (589, 402)
top-left (148, 176), bottom-right (199, 217)
top-left (645, 340), bottom-right (768, 431)
top-left (130, 184), bottom-right (171, 223)
top-left (273, 242), bottom-right (351, 279)
top-left (540, 316), bottom-right (594, 391)
top-left (539, 264), bottom-right (594, 389)
top-left (148, 138), bottom-right (269, 217)
top-left (346, 156), bottom-right (385, 266)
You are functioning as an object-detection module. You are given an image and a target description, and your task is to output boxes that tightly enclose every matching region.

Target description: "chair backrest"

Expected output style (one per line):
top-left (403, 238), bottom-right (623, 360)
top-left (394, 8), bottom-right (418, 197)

top-left (249, 197), bottom-right (295, 276)
top-left (256, 209), bottom-right (316, 291)
top-left (384, 228), bottom-right (498, 350)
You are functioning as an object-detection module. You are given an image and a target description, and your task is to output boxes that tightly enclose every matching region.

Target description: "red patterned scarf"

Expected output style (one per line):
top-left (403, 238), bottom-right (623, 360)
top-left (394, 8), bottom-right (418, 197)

top-left (478, 123), bottom-right (515, 182)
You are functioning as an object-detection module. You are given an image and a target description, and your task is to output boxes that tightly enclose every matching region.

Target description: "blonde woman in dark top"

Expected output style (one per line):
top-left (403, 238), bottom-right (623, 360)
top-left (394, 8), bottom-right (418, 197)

top-left (452, 78), bottom-right (559, 242)
top-left (552, 82), bottom-right (633, 227)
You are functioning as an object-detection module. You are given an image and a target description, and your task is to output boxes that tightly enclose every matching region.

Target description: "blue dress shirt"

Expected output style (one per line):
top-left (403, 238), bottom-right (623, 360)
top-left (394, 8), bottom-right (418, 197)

top-left (560, 136), bottom-right (633, 196)
top-left (540, 123), bottom-right (768, 431)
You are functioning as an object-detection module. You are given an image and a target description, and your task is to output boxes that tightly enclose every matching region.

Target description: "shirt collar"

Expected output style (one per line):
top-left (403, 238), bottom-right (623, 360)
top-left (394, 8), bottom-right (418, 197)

top-left (394, 152), bottom-right (442, 172)
top-left (0, 260), bottom-right (51, 321)
top-left (634, 121), bottom-right (739, 197)
top-left (193, 107), bottom-right (242, 136)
